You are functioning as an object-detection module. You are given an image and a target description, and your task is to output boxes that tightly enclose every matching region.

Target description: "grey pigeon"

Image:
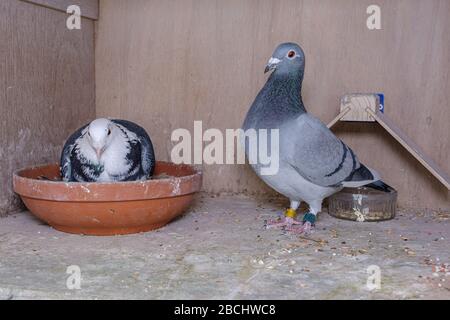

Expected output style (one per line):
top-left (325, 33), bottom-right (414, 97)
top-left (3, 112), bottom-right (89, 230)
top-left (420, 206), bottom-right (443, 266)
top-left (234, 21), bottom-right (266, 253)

top-left (61, 118), bottom-right (155, 182)
top-left (242, 42), bottom-right (390, 234)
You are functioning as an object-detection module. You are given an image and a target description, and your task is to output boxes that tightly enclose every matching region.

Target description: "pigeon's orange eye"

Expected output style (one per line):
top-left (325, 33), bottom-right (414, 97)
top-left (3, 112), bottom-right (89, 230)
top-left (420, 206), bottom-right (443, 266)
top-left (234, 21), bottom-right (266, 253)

top-left (287, 50), bottom-right (296, 58)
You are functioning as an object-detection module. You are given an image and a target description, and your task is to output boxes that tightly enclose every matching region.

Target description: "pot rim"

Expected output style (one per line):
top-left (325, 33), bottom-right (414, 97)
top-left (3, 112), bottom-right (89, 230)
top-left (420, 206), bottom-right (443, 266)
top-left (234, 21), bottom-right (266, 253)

top-left (13, 161), bottom-right (203, 202)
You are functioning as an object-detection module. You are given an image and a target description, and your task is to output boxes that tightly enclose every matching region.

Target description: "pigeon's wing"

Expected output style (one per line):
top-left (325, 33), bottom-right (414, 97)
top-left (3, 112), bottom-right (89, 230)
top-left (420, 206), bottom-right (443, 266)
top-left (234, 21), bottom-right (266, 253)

top-left (138, 133), bottom-right (156, 177)
top-left (112, 119), bottom-right (155, 178)
top-left (282, 113), bottom-right (378, 188)
top-left (60, 124), bottom-right (89, 182)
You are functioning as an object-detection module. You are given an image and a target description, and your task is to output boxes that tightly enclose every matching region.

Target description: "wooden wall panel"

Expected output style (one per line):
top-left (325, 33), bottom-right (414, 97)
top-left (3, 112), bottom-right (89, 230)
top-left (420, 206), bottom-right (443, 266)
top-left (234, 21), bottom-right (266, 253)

top-left (21, 0), bottom-right (98, 19)
top-left (0, 0), bottom-right (95, 216)
top-left (95, 0), bottom-right (450, 210)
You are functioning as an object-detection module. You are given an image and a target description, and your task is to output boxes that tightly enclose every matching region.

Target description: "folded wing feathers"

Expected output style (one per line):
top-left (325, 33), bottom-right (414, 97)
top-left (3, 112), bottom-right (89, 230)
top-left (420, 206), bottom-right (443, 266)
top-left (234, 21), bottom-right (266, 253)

top-left (285, 114), bottom-right (380, 188)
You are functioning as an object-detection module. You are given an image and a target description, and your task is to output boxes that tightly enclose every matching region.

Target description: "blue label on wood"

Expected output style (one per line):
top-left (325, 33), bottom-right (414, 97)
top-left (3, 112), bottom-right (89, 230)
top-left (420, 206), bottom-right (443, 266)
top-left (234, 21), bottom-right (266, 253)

top-left (377, 93), bottom-right (384, 113)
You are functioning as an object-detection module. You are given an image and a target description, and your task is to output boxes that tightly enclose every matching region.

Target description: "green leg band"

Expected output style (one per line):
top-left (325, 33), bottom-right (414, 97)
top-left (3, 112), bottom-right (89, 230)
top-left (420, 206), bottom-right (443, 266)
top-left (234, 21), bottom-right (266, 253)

top-left (303, 213), bottom-right (316, 225)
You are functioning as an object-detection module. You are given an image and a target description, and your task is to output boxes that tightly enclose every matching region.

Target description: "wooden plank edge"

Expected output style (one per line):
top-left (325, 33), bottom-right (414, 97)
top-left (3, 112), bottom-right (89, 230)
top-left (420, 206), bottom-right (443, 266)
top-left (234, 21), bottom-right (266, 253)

top-left (327, 106), bottom-right (351, 128)
top-left (20, 0), bottom-right (98, 20)
top-left (366, 108), bottom-right (450, 190)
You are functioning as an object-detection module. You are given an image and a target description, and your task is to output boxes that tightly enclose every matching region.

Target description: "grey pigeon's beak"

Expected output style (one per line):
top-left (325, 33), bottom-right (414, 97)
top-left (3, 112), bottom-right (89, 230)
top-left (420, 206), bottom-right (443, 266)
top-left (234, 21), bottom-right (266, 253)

top-left (265, 57), bottom-right (281, 73)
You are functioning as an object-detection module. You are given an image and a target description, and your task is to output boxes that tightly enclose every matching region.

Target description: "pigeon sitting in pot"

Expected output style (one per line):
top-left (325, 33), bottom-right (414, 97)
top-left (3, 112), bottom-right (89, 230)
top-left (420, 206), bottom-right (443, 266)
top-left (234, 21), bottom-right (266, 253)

top-left (61, 118), bottom-right (155, 182)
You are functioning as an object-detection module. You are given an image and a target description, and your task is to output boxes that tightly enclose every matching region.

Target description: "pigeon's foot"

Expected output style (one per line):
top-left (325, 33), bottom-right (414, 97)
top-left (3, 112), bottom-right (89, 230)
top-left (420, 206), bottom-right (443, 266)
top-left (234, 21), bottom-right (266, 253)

top-left (285, 221), bottom-right (314, 235)
top-left (265, 216), bottom-right (302, 229)
top-left (285, 213), bottom-right (316, 235)
top-left (265, 208), bottom-right (301, 229)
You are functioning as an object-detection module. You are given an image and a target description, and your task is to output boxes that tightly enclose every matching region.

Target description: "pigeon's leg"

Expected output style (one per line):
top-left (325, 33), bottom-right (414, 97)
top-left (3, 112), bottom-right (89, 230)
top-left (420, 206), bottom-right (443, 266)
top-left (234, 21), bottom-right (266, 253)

top-left (285, 200), bottom-right (321, 235)
top-left (265, 200), bottom-right (302, 229)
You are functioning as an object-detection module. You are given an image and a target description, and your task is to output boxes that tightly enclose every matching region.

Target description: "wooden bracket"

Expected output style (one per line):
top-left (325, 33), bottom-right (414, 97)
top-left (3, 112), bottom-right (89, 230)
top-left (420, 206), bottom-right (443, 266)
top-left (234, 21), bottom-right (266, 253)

top-left (328, 94), bottom-right (450, 190)
top-left (327, 106), bottom-right (351, 129)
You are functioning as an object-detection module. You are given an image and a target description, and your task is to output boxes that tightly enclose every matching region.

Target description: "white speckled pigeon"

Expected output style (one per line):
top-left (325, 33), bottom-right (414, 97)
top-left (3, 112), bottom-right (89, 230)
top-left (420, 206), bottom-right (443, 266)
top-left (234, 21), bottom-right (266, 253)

top-left (242, 43), bottom-right (390, 234)
top-left (61, 118), bottom-right (155, 182)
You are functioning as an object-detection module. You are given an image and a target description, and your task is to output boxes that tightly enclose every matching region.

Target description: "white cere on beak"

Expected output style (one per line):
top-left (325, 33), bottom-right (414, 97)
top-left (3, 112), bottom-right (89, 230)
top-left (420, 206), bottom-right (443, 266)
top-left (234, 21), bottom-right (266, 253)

top-left (265, 57), bottom-right (282, 73)
top-left (268, 57), bottom-right (281, 65)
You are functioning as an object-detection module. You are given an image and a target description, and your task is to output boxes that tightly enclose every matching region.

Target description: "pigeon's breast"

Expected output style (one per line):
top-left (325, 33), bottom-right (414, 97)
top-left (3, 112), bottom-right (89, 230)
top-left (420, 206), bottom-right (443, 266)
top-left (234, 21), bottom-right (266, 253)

top-left (101, 140), bottom-right (134, 177)
top-left (252, 161), bottom-right (338, 202)
top-left (244, 124), bottom-right (339, 202)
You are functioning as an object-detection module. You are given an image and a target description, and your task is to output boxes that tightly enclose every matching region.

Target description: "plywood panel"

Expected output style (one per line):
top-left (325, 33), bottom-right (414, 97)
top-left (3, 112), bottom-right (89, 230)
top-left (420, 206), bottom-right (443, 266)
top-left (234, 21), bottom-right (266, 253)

top-left (0, 0), bottom-right (95, 216)
top-left (21, 0), bottom-right (98, 19)
top-left (96, 0), bottom-right (450, 210)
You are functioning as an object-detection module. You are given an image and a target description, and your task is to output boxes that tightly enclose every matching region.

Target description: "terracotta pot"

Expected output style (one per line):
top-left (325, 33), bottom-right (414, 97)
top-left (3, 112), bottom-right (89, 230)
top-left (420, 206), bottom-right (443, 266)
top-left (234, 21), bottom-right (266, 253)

top-left (13, 162), bottom-right (202, 236)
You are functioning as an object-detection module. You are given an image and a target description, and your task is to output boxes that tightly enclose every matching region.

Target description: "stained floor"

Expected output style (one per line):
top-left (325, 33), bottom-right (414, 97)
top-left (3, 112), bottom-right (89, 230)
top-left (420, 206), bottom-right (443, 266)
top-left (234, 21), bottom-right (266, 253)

top-left (0, 194), bottom-right (448, 300)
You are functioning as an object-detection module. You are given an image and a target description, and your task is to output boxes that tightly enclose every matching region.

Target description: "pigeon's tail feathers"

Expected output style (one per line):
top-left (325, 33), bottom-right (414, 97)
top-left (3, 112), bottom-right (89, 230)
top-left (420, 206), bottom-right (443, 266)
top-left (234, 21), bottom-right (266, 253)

top-left (341, 165), bottom-right (392, 192)
top-left (366, 167), bottom-right (381, 182)
top-left (365, 180), bottom-right (393, 193)
top-left (341, 164), bottom-right (380, 188)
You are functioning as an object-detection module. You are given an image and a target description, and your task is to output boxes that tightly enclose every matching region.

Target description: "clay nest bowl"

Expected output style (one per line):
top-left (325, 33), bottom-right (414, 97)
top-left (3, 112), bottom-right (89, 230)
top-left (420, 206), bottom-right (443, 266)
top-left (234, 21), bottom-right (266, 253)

top-left (13, 162), bottom-right (202, 236)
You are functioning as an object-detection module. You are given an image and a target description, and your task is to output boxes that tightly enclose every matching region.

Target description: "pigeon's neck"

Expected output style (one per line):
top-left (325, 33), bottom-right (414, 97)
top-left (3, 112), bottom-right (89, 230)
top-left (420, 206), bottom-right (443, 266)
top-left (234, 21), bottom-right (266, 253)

top-left (247, 71), bottom-right (306, 128)
top-left (267, 71), bottom-right (306, 111)
top-left (243, 70), bottom-right (307, 130)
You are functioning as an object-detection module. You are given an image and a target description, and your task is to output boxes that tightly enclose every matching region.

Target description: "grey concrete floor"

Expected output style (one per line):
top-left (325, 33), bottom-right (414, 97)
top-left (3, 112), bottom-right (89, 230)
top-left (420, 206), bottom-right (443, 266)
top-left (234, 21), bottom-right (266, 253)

top-left (0, 194), bottom-right (449, 300)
